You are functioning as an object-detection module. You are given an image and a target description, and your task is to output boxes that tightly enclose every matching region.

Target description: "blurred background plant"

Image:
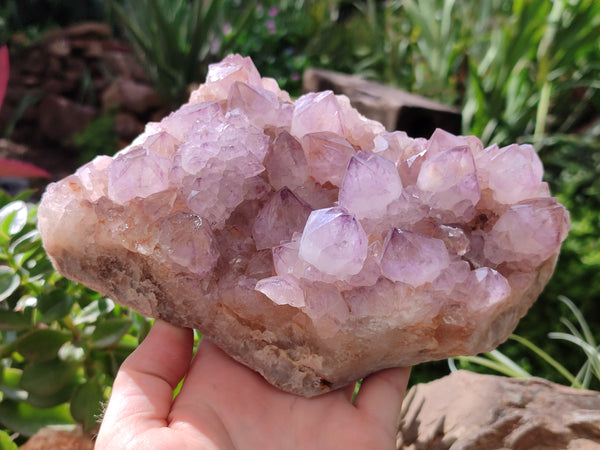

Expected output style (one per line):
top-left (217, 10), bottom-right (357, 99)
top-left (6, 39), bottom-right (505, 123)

top-left (108, 0), bottom-right (259, 106)
top-left (0, 0), bottom-right (599, 444)
top-left (229, 0), bottom-right (340, 96)
top-left (71, 112), bottom-right (119, 165)
top-left (0, 193), bottom-right (156, 445)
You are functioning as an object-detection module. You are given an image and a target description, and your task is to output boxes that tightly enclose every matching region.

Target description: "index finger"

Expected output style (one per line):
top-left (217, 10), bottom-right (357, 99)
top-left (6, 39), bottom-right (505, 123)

top-left (353, 367), bottom-right (411, 428)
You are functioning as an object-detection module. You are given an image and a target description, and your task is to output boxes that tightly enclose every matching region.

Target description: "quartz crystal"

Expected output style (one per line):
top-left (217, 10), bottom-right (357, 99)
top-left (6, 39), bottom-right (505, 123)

top-left (38, 54), bottom-right (570, 397)
top-left (380, 229), bottom-right (451, 287)
top-left (298, 207), bottom-right (368, 278)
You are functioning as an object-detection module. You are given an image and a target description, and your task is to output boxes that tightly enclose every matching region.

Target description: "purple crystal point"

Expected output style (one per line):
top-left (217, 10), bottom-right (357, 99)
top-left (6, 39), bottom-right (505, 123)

top-left (381, 228), bottom-right (451, 287)
top-left (227, 81), bottom-right (291, 129)
top-left (263, 131), bottom-right (308, 190)
top-left (157, 212), bottom-right (219, 277)
top-left (252, 188), bottom-right (313, 250)
top-left (298, 207), bottom-right (368, 278)
top-left (108, 147), bottom-right (171, 204)
top-left (76, 155), bottom-right (111, 201)
top-left (468, 267), bottom-right (511, 311)
top-left (426, 128), bottom-right (469, 156)
top-left (255, 275), bottom-right (306, 308)
top-left (339, 151), bottom-right (403, 220)
top-left (142, 131), bottom-right (181, 158)
top-left (417, 145), bottom-right (480, 221)
top-left (476, 143), bottom-right (544, 204)
top-left (291, 91), bottom-right (344, 138)
top-left (301, 132), bottom-right (355, 187)
top-left (484, 198), bottom-right (569, 267)
top-left (160, 101), bottom-right (222, 141)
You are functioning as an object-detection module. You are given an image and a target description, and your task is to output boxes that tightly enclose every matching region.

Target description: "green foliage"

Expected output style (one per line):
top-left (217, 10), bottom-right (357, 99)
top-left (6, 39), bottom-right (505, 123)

top-left (230, 0), bottom-right (340, 97)
top-left (109, 0), bottom-right (259, 106)
top-left (340, 0), bottom-right (600, 143)
top-left (0, 429), bottom-right (17, 450)
top-left (72, 112), bottom-right (119, 164)
top-left (540, 125), bottom-right (600, 301)
top-left (0, 194), bottom-right (150, 442)
top-left (463, 0), bottom-right (600, 145)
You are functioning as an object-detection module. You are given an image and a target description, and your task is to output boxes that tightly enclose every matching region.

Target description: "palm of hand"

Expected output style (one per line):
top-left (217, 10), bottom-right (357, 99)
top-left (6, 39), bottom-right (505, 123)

top-left (96, 321), bottom-right (410, 450)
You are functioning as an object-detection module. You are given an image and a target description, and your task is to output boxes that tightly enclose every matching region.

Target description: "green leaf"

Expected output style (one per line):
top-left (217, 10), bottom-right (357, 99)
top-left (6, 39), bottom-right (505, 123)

top-left (20, 359), bottom-right (79, 397)
top-left (70, 381), bottom-right (104, 431)
top-left (0, 266), bottom-right (20, 302)
top-left (0, 400), bottom-right (75, 437)
top-left (509, 334), bottom-right (581, 388)
top-left (0, 201), bottom-right (28, 237)
top-left (26, 256), bottom-right (54, 279)
top-left (73, 298), bottom-right (115, 325)
top-left (0, 430), bottom-right (18, 450)
top-left (0, 368), bottom-right (27, 402)
top-left (27, 375), bottom-right (79, 408)
top-left (0, 309), bottom-right (30, 331)
top-left (15, 329), bottom-right (72, 361)
top-left (91, 318), bottom-right (132, 349)
top-left (0, 191), bottom-right (11, 208)
top-left (37, 290), bottom-right (75, 323)
top-left (9, 229), bottom-right (41, 262)
top-left (13, 189), bottom-right (36, 203)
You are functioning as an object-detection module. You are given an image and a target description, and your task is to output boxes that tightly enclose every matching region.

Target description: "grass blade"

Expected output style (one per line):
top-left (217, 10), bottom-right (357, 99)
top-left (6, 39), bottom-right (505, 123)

top-left (509, 334), bottom-right (582, 388)
top-left (454, 354), bottom-right (530, 378)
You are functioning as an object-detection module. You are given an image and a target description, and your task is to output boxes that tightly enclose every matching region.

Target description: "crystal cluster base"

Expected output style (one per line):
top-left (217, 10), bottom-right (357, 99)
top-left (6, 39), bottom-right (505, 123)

top-left (38, 55), bottom-right (569, 397)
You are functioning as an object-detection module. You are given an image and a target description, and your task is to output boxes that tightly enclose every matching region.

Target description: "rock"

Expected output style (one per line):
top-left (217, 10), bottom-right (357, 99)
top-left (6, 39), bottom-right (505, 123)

top-left (64, 22), bottom-right (112, 39)
top-left (20, 426), bottom-right (94, 450)
top-left (303, 67), bottom-right (461, 138)
top-left (46, 37), bottom-right (71, 57)
top-left (114, 112), bottom-right (144, 141)
top-left (398, 370), bottom-right (600, 450)
top-left (101, 50), bottom-right (147, 82)
top-left (22, 48), bottom-right (46, 75)
top-left (0, 21), bottom-right (169, 189)
top-left (77, 39), bottom-right (104, 58)
top-left (38, 95), bottom-right (96, 143)
top-left (102, 78), bottom-right (163, 114)
top-left (0, 139), bottom-right (30, 159)
top-left (38, 55), bottom-right (569, 397)
top-left (42, 22), bottom-right (112, 42)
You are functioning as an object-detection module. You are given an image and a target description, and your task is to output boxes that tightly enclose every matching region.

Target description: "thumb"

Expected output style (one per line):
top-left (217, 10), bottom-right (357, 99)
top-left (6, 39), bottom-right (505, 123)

top-left (97, 320), bottom-right (194, 444)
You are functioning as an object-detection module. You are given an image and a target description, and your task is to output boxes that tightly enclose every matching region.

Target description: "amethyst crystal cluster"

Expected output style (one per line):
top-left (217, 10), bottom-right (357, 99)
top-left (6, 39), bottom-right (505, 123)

top-left (39, 55), bottom-right (569, 396)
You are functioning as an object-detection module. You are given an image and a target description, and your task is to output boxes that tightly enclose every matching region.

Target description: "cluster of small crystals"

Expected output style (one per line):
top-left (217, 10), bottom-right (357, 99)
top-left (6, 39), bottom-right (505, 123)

top-left (40, 54), bottom-right (569, 334)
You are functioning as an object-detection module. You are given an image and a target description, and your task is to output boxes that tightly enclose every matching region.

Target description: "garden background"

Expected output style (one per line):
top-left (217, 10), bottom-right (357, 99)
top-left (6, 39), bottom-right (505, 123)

top-left (0, 0), bottom-right (598, 446)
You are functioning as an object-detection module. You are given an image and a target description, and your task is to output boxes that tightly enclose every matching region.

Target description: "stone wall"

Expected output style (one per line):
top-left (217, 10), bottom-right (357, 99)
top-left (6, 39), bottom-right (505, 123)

top-left (0, 22), bottom-right (166, 181)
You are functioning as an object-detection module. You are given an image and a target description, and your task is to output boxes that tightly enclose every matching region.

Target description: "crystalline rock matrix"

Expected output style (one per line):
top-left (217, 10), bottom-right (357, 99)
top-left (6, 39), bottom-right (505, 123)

top-left (39, 55), bottom-right (570, 397)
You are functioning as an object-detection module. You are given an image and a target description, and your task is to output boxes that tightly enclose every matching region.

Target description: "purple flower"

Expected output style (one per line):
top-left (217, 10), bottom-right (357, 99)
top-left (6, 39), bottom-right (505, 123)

top-left (268, 7), bottom-right (279, 17)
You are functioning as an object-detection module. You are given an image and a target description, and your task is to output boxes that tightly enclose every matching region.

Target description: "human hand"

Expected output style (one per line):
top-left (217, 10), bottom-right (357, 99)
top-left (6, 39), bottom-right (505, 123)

top-left (96, 320), bottom-right (411, 450)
